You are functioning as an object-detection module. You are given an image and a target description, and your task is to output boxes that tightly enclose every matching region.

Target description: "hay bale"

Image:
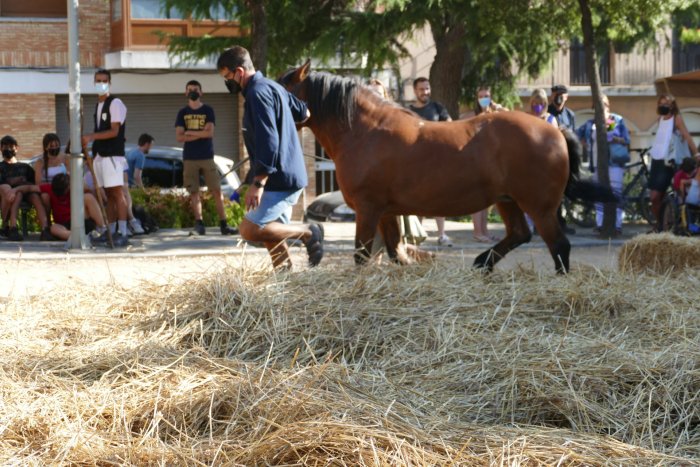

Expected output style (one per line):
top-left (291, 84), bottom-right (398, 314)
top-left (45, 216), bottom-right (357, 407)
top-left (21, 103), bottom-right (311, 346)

top-left (1, 264), bottom-right (699, 464)
top-left (618, 232), bottom-right (700, 274)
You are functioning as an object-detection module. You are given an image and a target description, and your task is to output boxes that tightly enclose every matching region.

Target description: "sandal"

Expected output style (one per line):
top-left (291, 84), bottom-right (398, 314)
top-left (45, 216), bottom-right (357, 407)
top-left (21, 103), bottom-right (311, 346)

top-left (473, 235), bottom-right (493, 243)
top-left (305, 223), bottom-right (324, 267)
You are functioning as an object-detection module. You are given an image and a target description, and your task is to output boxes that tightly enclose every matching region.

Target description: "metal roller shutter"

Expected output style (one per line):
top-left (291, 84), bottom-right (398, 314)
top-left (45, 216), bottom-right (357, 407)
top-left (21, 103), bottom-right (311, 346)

top-left (55, 93), bottom-right (240, 161)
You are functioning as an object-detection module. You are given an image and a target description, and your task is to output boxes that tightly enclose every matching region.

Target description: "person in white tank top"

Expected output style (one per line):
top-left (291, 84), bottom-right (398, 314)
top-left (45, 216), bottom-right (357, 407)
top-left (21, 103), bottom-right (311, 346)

top-left (648, 95), bottom-right (698, 232)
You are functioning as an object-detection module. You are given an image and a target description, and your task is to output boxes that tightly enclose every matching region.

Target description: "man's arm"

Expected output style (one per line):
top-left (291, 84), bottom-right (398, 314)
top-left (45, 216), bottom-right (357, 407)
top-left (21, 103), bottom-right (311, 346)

top-left (176, 126), bottom-right (199, 143)
top-left (82, 121), bottom-right (120, 147)
top-left (184, 122), bottom-right (215, 140)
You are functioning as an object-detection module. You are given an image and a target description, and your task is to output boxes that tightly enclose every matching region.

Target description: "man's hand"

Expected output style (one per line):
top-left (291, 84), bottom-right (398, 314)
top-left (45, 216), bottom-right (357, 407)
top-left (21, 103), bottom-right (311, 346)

top-left (245, 184), bottom-right (263, 211)
top-left (81, 135), bottom-right (91, 148)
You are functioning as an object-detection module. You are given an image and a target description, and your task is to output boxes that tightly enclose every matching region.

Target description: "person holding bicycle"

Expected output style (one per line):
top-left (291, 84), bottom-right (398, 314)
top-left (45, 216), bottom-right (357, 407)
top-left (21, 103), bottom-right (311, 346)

top-left (576, 94), bottom-right (630, 235)
top-left (648, 94), bottom-right (698, 232)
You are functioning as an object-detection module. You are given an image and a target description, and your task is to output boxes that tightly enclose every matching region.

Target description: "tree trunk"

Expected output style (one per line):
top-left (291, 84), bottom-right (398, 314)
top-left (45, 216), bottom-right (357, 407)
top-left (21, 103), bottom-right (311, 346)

top-left (578, 0), bottom-right (616, 237)
top-left (246, 0), bottom-right (268, 74)
top-left (428, 17), bottom-right (466, 120)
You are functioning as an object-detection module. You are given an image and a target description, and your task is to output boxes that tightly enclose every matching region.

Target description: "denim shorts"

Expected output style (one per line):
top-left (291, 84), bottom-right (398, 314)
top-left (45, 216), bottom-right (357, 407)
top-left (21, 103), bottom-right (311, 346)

top-left (245, 188), bottom-right (302, 227)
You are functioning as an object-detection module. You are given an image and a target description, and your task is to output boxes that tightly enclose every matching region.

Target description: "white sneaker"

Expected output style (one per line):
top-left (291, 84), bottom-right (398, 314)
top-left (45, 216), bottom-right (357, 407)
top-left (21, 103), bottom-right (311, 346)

top-left (437, 234), bottom-right (453, 247)
top-left (129, 218), bottom-right (145, 235)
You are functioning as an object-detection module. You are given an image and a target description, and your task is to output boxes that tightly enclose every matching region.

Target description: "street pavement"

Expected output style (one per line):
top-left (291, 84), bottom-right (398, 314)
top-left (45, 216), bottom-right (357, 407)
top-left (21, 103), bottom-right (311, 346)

top-left (0, 220), bottom-right (651, 261)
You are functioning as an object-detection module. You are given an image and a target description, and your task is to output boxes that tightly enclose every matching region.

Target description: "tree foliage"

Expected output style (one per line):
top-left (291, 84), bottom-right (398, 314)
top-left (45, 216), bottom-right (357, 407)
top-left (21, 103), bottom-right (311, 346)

top-left (161, 0), bottom-right (352, 75)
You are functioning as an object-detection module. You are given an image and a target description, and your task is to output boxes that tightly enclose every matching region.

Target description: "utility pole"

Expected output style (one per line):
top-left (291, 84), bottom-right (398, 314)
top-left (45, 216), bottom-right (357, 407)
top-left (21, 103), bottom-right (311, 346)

top-left (67, 0), bottom-right (89, 249)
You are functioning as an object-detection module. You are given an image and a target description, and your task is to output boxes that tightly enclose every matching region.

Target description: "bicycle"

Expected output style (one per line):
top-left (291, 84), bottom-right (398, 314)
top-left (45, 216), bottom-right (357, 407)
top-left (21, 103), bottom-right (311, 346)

top-left (562, 147), bottom-right (654, 228)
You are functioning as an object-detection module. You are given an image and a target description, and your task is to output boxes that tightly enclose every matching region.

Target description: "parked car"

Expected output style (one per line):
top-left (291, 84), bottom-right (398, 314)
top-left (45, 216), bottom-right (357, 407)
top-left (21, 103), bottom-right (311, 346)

top-left (129, 144), bottom-right (241, 198)
top-left (305, 190), bottom-right (356, 222)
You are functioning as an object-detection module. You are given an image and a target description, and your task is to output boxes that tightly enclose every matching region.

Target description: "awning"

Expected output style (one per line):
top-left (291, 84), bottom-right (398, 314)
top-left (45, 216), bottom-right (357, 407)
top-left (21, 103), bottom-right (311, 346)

top-left (655, 69), bottom-right (700, 97)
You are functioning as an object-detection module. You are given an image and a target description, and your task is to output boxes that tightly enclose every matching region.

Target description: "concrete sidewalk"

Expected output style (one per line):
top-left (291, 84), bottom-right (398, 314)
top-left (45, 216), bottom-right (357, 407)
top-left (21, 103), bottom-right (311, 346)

top-left (0, 220), bottom-right (650, 260)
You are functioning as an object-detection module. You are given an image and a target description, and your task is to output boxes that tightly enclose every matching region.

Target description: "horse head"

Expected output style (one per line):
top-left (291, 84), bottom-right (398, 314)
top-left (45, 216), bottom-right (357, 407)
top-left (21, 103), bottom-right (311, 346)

top-left (278, 59), bottom-right (311, 100)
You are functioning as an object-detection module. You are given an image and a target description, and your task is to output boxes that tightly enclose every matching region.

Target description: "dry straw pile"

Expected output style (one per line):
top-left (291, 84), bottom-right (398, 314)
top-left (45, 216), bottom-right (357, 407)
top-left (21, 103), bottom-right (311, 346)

top-left (619, 232), bottom-right (700, 274)
top-left (1, 260), bottom-right (698, 465)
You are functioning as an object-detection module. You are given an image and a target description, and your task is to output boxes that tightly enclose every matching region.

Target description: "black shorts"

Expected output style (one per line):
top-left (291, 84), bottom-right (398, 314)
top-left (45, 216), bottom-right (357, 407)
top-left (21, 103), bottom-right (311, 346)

top-left (648, 159), bottom-right (674, 193)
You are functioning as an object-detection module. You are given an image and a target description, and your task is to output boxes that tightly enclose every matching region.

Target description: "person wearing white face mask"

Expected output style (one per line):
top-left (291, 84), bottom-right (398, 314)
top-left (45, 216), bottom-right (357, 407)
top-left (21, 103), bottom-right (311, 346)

top-left (461, 86), bottom-right (505, 243)
top-left (81, 68), bottom-right (129, 247)
top-left (548, 84), bottom-right (576, 131)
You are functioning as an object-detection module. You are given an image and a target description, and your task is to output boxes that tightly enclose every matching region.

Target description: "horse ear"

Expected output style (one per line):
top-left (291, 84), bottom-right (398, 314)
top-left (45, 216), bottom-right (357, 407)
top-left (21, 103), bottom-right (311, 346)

top-left (297, 58), bottom-right (311, 82)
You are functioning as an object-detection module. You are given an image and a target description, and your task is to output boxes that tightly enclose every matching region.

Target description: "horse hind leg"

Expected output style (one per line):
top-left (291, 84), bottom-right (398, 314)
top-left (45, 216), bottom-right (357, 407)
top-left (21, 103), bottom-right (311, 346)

top-left (377, 214), bottom-right (411, 265)
top-left (531, 212), bottom-right (571, 273)
top-left (473, 201), bottom-right (532, 272)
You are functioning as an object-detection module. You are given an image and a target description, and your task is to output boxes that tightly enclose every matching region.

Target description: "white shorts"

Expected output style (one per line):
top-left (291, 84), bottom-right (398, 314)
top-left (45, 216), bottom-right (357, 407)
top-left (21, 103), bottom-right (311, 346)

top-left (94, 155), bottom-right (127, 189)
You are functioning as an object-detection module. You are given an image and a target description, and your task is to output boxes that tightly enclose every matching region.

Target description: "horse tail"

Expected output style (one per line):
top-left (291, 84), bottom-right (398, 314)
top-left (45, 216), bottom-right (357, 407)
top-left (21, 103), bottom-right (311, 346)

top-left (562, 129), bottom-right (617, 203)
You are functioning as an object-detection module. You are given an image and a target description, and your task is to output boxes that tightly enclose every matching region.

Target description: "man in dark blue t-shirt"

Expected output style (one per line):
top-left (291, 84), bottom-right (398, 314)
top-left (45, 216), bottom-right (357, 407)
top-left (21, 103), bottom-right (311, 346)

top-left (407, 77), bottom-right (453, 247)
top-left (216, 46), bottom-right (323, 270)
top-left (175, 79), bottom-right (237, 236)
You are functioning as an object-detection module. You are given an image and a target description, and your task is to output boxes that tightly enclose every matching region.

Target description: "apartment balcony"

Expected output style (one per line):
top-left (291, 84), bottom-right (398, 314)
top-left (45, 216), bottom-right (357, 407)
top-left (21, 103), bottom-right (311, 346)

top-left (108, 0), bottom-right (243, 70)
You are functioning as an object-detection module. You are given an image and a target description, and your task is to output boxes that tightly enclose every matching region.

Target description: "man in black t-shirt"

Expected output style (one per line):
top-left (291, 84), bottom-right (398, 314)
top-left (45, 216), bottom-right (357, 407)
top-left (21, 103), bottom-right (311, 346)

top-left (407, 77), bottom-right (453, 246)
top-left (175, 79), bottom-right (237, 236)
top-left (0, 135), bottom-right (51, 241)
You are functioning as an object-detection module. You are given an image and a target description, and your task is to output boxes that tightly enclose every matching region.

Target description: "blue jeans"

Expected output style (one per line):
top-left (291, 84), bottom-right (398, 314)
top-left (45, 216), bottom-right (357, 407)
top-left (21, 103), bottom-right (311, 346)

top-left (245, 188), bottom-right (302, 228)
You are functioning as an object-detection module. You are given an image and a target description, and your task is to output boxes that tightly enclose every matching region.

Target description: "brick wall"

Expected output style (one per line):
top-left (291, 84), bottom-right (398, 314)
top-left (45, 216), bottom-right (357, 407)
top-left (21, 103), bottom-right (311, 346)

top-left (0, 0), bottom-right (110, 68)
top-left (0, 94), bottom-right (57, 157)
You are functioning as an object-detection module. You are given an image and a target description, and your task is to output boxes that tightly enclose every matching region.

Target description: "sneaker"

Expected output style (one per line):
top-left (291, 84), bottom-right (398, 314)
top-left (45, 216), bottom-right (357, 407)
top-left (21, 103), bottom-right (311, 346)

top-left (40, 227), bottom-right (54, 241)
top-left (91, 229), bottom-right (110, 245)
top-left (190, 220), bottom-right (206, 236)
top-left (220, 221), bottom-right (239, 235)
top-left (129, 218), bottom-right (145, 235)
top-left (111, 232), bottom-right (129, 248)
top-left (0, 225), bottom-right (8, 238)
top-left (6, 226), bottom-right (23, 241)
top-left (305, 223), bottom-right (324, 267)
top-left (437, 234), bottom-right (453, 247)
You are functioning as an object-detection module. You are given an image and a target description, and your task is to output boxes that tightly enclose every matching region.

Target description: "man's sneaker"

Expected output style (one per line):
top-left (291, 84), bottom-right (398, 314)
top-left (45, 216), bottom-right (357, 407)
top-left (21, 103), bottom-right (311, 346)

top-left (6, 227), bottom-right (23, 241)
top-left (190, 220), bottom-right (206, 236)
top-left (91, 229), bottom-right (110, 245)
top-left (0, 225), bottom-right (8, 238)
top-left (111, 232), bottom-right (129, 248)
top-left (304, 223), bottom-right (324, 267)
top-left (40, 227), bottom-right (54, 241)
top-left (129, 218), bottom-right (146, 235)
top-left (220, 221), bottom-right (238, 235)
top-left (437, 234), bottom-right (453, 247)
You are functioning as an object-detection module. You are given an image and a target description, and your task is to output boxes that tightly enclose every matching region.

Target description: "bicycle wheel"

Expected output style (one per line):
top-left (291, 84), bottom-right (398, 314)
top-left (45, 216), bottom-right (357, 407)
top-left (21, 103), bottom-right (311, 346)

top-left (562, 198), bottom-right (596, 228)
top-left (638, 189), bottom-right (655, 225)
top-left (622, 171), bottom-right (654, 225)
top-left (660, 196), bottom-right (677, 233)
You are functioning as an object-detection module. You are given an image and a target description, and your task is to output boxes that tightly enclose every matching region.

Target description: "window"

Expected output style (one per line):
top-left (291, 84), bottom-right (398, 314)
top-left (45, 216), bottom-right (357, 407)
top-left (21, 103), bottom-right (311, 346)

top-left (673, 29), bottom-right (700, 74)
top-left (130, 0), bottom-right (183, 19)
top-left (112, 0), bottom-right (122, 21)
top-left (142, 157), bottom-right (176, 187)
top-left (0, 0), bottom-right (66, 18)
top-left (569, 39), bottom-right (611, 85)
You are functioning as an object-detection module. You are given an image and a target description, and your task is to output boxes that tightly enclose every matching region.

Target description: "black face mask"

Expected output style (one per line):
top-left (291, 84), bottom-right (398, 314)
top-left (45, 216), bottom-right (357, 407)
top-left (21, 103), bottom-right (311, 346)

top-left (2, 148), bottom-right (16, 159)
top-left (658, 105), bottom-right (671, 116)
top-left (47, 147), bottom-right (60, 156)
top-left (225, 78), bottom-right (242, 95)
top-left (554, 94), bottom-right (564, 106)
top-left (187, 91), bottom-right (200, 101)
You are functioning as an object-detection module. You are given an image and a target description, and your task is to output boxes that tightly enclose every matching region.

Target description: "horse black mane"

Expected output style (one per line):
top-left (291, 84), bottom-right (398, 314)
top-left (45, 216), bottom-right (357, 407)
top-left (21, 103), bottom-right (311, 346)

top-left (304, 72), bottom-right (361, 128)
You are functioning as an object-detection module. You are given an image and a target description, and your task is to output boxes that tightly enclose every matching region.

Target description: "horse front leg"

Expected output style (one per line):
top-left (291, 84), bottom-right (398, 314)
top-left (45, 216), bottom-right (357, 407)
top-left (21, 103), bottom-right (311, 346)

top-left (354, 208), bottom-right (382, 265)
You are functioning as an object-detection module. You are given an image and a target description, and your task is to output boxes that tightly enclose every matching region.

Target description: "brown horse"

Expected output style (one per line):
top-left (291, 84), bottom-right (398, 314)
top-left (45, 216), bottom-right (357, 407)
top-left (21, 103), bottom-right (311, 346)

top-left (280, 63), bottom-right (615, 273)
